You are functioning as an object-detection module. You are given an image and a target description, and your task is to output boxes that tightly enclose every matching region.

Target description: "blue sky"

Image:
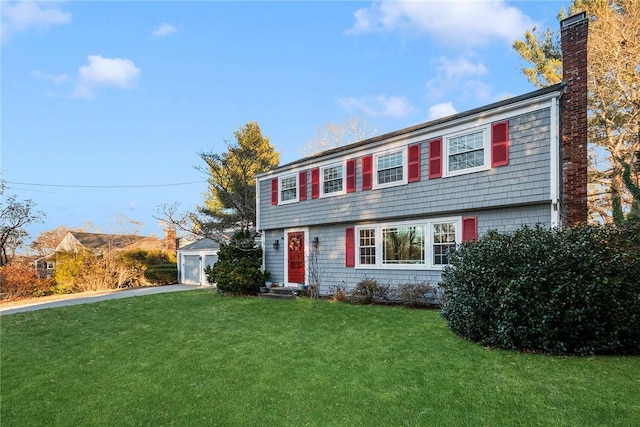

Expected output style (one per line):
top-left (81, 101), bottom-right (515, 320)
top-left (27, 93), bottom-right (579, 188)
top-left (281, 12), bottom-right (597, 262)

top-left (1, 0), bottom-right (567, 242)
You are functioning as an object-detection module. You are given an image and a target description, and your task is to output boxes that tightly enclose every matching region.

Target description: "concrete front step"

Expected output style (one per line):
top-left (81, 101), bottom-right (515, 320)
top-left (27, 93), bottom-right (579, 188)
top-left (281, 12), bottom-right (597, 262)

top-left (257, 286), bottom-right (305, 300)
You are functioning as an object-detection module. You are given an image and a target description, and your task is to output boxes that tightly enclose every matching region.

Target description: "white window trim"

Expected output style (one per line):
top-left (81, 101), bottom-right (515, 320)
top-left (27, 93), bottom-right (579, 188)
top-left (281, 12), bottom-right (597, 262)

top-left (320, 161), bottom-right (346, 198)
top-left (355, 217), bottom-right (461, 270)
top-left (443, 125), bottom-right (491, 178)
top-left (278, 173), bottom-right (299, 205)
top-left (373, 147), bottom-right (408, 189)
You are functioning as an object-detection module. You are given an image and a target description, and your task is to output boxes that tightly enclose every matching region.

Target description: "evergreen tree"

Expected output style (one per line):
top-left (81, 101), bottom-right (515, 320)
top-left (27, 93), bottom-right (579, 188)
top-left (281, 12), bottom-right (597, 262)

top-left (512, 0), bottom-right (640, 223)
top-left (197, 121), bottom-right (280, 233)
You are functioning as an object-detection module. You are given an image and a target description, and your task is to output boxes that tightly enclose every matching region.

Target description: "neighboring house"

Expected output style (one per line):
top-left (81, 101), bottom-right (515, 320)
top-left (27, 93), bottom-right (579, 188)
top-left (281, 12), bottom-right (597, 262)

top-left (255, 14), bottom-right (588, 295)
top-left (177, 238), bottom-right (221, 286)
top-left (54, 231), bottom-right (166, 253)
top-left (34, 231), bottom-right (173, 278)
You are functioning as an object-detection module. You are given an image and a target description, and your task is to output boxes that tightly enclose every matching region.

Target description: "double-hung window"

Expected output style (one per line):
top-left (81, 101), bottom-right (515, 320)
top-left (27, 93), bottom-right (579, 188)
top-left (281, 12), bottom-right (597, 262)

top-left (375, 150), bottom-right (405, 187)
top-left (279, 174), bottom-right (298, 204)
top-left (358, 228), bottom-right (376, 265)
top-left (445, 126), bottom-right (490, 176)
top-left (355, 218), bottom-right (459, 269)
top-left (432, 222), bottom-right (457, 265)
top-left (321, 163), bottom-right (344, 196)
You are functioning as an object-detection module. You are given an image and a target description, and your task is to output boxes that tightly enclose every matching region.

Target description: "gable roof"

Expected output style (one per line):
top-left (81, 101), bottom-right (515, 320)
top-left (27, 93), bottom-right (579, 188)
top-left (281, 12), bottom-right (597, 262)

top-left (178, 238), bottom-right (221, 251)
top-left (55, 232), bottom-right (162, 252)
top-left (258, 83), bottom-right (564, 176)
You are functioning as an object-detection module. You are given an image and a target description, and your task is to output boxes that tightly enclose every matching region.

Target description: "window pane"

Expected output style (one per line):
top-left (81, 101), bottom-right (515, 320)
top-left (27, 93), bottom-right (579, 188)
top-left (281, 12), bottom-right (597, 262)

top-left (359, 228), bottom-right (376, 265)
top-left (448, 131), bottom-right (484, 171)
top-left (382, 226), bottom-right (424, 265)
top-left (433, 223), bottom-right (456, 265)
top-left (323, 165), bottom-right (343, 194)
top-left (377, 151), bottom-right (404, 184)
top-left (280, 176), bottom-right (297, 201)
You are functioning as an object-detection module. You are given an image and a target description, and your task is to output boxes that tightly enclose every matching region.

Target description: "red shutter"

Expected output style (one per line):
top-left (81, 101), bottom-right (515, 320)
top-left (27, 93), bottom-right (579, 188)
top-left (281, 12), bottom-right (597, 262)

top-left (462, 217), bottom-right (478, 242)
top-left (299, 171), bottom-right (307, 201)
top-left (408, 143), bottom-right (421, 182)
top-left (311, 168), bottom-right (320, 199)
top-left (491, 121), bottom-right (509, 167)
top-left (346, 159), bottom-right (356, 193)
top-left (362, 155), bottom-right (373, 190)
top-left (428, 138), bottom-right (442, 179)
top-left (345, 227), bottom-right (355, 267)
top-left (271, 178), bottom-right (278, 205)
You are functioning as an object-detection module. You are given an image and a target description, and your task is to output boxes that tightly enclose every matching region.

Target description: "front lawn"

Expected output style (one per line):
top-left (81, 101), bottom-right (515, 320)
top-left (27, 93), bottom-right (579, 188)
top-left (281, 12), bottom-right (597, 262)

top-left (1, 291), bottom-right (639, 426)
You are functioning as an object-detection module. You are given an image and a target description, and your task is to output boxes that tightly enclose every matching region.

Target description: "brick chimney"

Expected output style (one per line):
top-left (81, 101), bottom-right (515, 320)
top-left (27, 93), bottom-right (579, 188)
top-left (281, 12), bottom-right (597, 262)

top-left (560, 12), bottom-right (589, 226)
top-left (164, 228), bottom-right (177, 253)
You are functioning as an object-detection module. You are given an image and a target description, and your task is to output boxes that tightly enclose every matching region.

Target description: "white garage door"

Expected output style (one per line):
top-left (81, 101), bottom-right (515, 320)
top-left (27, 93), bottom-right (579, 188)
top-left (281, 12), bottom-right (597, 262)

top-left (183, 255), bottom-right (201, 285)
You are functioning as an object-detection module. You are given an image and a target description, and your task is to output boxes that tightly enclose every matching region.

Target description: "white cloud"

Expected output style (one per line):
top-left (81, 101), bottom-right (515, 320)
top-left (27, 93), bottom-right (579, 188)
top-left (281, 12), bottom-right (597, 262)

top-left (31, 69), bottom-right (71, 84)
top-left (348, 1), bottom-right (535, 46)
top-left (73, 55), bottom-right (141, 98)
top-left (427, 102), bottom-right (457, 121)
top-left (425, 56), bottom-right (488, 100)
top-left (152, 22), bottom-right (177, 37)
top-left (337, 95), bottom-right (415, 118)
top-left (1, 1), bottom-right (71, 41)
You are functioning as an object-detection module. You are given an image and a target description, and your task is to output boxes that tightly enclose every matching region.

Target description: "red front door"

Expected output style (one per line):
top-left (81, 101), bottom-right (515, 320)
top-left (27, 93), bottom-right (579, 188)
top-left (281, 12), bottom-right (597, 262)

top-left (287, 232), bottom-right (305, 284)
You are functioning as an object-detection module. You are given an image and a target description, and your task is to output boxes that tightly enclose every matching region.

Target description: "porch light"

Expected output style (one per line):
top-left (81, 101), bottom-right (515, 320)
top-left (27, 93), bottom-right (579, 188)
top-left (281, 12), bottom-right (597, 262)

top-left (273, 239), bottom-right (280, 250)
top-left (313, 237), bottom-right (319, 248)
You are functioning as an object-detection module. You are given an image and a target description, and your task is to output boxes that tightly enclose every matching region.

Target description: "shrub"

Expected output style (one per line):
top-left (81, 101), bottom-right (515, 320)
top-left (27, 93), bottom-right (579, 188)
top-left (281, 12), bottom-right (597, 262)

top-left (204, 230), bottom-right (267, 296)
top-left (144, 264), bottom-right (178, 285)
top-left (440, 222), bottom-right (640, 355)
top-left (328, 283), bottom-right (349, 302)
top-left (348, 278), bottom-right (390, 305)
top-left (397, 282), bottom-right (440, 308)
top-left (0, 263), bottom-right (54, 301)
top-left (53, 249), bottom-right (178, 291)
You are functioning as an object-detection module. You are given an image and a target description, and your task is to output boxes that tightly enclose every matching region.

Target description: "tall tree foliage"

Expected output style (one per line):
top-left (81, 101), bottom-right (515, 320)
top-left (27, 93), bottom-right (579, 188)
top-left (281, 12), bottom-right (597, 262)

top-left (512, 0), bottom-right (640, 223)
top-left (197, 121), bottom-right (279, 234)
top-left (301, 114), bottom-right (377, 156)
top-left (0, 181), bottom-right (45, 265)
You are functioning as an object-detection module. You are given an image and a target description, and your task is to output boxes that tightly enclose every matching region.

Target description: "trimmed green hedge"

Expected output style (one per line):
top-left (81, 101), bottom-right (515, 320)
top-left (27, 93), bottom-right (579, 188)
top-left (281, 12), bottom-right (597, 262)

top-left (144, 264), bottom-right (178, 285)
top-left (440, 220), bottom-right (640, 355)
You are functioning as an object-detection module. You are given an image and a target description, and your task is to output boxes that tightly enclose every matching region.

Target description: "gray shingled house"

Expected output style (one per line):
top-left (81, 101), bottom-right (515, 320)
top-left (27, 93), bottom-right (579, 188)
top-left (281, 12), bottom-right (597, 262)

top-left (255, 14), bottom-right (589, 296)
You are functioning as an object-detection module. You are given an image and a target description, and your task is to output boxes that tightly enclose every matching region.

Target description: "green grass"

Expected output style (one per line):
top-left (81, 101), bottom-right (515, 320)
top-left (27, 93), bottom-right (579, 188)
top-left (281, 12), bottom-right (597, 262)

top-left (2, 291), bottom-right (639, 426)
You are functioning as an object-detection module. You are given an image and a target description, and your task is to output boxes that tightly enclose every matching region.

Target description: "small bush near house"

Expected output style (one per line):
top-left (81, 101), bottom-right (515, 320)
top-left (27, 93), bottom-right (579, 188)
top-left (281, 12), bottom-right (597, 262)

top-left (348, 278), bottom-right (390, 304)
top-left (440, 221), bottom-right (640, 356)
top-left (0, 263), bottom-right (54, 300)
top-left (204, 230), bottom-right (267, 296)
top-left (397, 282), bottom-right (440, 308)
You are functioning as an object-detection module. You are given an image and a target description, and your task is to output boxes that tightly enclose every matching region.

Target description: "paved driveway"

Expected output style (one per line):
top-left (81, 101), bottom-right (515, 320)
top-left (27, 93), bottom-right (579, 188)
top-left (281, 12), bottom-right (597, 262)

top-left (0, 284), bottom-right (212, 315)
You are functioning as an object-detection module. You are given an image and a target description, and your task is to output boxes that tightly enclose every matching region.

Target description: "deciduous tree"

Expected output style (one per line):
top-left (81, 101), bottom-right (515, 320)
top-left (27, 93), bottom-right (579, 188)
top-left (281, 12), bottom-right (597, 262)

top-left (512, 0), bottom-right (640, 223)
top-left (30, 225), bottom-right (71, 256)
top-left (301, 114), bottom-right (377, 156)
top-left (0, 181), bottom-right (45, 265)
